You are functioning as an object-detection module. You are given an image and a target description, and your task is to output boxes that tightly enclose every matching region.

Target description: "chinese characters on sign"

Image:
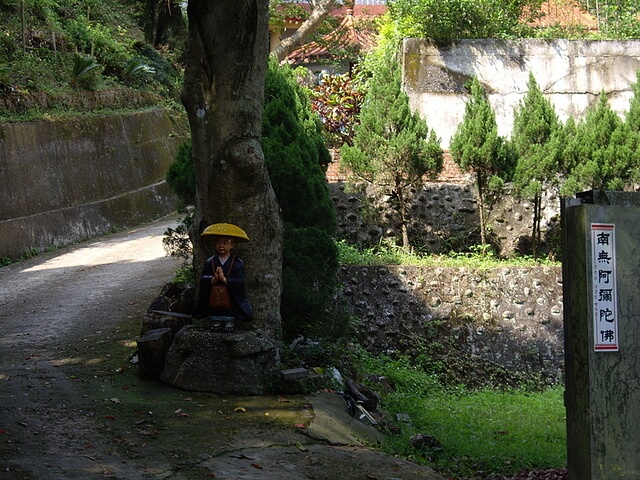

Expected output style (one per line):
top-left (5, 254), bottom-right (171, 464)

top-left (591, 224), bottom-right (618, 352)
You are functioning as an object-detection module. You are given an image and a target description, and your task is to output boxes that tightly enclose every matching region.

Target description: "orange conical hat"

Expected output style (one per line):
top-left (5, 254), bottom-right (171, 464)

top-left (200, 223), bottom-right (250, 242)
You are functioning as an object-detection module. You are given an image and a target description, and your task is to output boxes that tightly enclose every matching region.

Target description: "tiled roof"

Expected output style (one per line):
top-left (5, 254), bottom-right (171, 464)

top-left (528, 0), bottom-right (598, 30)
top-left (281, 1), bottom-right (387, 25)
top-left (286, 7), bottom-right (381, 64)
top-left (341, 3), bottom-right (387, 17)
top-left (284, 0), bottom-right (598, 65)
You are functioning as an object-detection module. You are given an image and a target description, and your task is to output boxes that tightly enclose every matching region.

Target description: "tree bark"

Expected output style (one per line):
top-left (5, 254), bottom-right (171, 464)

top-left (181, 0), bottom-right (284, 337)
top-left (477, 178), bottom-right (487, 246)
top-left (270, 0), bottom-right (336, 62)
top-left (533, 192), bottom-right (542, 259)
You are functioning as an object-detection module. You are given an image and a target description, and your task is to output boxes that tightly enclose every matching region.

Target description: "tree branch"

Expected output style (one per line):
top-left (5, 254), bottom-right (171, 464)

top-left (270, 0), bottom-right (336, 62)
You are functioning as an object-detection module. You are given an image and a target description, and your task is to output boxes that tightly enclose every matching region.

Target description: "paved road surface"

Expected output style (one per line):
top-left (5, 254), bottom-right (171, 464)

top-left (0, 215), bottom-right (444, 480)
top-left (0, 215), bottom-right (183, 478)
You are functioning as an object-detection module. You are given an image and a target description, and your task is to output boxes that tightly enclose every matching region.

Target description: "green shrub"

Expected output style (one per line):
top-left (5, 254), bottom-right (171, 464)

top-left (70, 54), bottom-right (103, 90)
top-left (130, 41), bottom-right (181, 96)
top-left (165, 140), bottom-right (196, 209)
top-left (263, 58), bottom-right (335, 233)
top-left (282, 224), bottom-right (339, 340)
top-left (124, 58), bottom-right (155, 79)
top-left (262, 59), bottom-right (338, 340)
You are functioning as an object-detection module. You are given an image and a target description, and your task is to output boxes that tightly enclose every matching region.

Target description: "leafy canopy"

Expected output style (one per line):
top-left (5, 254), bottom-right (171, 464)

top-left (342, 50), bottom-right (443, 189)
top-left (387, 0), bottom-right (541, 42)
top-left (387, 0), bottom-right (640, 40)
top-left (311, 70), bottom-right (366, 147)
top-left (577, 0), bottom-right (640, 38)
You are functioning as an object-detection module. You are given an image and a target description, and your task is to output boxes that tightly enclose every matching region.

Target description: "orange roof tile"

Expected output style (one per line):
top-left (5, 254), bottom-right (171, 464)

top-left (528, 0), bottom-right (598, 31)
top-left (286, 7), bottom-right (381, 64)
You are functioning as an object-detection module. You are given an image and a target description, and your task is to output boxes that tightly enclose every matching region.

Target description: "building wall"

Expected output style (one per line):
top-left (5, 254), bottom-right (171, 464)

top-left (403, 39), bottom-right (640, 149)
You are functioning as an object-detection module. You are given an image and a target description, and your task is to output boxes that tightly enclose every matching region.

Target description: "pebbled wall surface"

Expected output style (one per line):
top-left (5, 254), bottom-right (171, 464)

top-left (337, 264), bottom-right (565, 385)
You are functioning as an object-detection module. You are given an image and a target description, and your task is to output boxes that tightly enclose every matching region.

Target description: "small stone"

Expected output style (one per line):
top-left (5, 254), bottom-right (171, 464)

top-left (280, 368), bottom-right (309, 381)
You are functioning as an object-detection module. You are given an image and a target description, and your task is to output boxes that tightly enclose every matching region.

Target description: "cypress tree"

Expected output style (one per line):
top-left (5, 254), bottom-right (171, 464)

top-left (624, 69), bottom-right (640, 181)
top-left (262, 59), bottom-right (335, 233)
top-left (341, 48), bottom-right (443, 250)
top-left (510, 73), bottom-right (562, 258)
top-left (561, 91), bottom-right (636, 195)
top-left (450, 76), bottom-right (508, 247)
top-left (262, 59), bottom-right (339, 340)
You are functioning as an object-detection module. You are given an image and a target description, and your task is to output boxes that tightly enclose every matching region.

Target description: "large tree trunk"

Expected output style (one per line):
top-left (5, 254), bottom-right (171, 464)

top-left (182, 0), bottom-right (284, 336)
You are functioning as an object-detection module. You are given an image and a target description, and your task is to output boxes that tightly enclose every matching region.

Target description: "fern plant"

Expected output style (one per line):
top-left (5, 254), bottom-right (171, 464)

top-left (71, 55), bottom-right (101, 79)
top-left (71, 54), bottom-right (102, 90)
top-left (124, 58), bottom-right (156, 79)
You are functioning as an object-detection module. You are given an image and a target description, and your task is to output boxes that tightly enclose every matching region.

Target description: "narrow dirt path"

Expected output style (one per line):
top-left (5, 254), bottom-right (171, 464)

top-left (0, 216), bottom-right (444, 480)
top-left (0, 215), bottom-right (183, 478)
top-left (0, 216), bottom-right (183, 346)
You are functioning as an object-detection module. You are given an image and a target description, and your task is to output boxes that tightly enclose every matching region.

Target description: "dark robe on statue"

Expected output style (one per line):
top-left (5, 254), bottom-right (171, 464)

top-left (192, 253), bottom-right (253, 321)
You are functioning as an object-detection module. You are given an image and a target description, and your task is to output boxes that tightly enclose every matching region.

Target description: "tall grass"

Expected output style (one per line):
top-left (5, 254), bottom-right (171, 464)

top-left (357, 354), bottom-right (566, 478)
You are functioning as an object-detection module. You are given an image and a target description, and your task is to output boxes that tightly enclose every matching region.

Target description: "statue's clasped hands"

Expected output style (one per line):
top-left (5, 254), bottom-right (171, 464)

top-left (212, 266), bottom-right (227, 285)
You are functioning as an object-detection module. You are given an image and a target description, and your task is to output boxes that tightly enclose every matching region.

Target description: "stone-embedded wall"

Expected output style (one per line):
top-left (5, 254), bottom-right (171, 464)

top-left (331, 181), bottom-right (481, 251)
top-left (330, 179), bottom-right (559, 257)
top-left (0, 109), bottom-right (187, 259)
top-left (337, 264), bottom-right (564, 384)
top-left (403, 39), bottom-right (640, 149)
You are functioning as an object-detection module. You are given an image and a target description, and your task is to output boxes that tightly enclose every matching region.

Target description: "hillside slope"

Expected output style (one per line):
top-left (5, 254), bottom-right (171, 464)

top-left (0, 0), bottom-right (184, 120)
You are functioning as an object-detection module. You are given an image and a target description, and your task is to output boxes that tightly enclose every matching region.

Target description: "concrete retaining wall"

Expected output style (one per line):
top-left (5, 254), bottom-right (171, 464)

top-left (403, 39), bottom-right (640, 148)
top-left (0, 109), bottom-right (186, 259)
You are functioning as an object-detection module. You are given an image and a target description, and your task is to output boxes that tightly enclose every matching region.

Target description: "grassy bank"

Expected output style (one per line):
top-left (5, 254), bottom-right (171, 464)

top-left (335, 244), bottom-right (565, 478)
top-left (0, 0), bottom-right (184, 123)
top-left (355, 353), bottom-right (566, 478)
top-left (337, 240), bottom-right (559, 269)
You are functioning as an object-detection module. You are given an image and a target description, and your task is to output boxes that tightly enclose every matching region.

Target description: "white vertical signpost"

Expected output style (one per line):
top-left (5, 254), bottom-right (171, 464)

top-left (591, 223), bottom-right (618, 352)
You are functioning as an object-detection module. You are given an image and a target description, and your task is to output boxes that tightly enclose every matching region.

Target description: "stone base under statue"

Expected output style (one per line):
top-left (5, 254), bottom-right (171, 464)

top-left (160, 325), bottom-right (278, 395)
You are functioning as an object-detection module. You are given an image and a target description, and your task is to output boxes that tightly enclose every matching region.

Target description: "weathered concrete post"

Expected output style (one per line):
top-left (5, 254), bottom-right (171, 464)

top-left (562, 190), bottom-right (640, 479)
